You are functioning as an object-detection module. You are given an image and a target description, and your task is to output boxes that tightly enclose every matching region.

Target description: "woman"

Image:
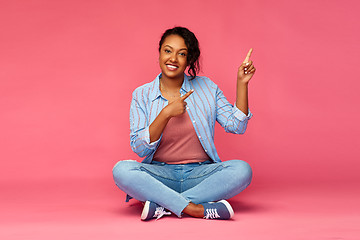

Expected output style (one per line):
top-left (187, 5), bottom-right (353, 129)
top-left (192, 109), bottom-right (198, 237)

top-left (112, 26), bottom-right (256, 221)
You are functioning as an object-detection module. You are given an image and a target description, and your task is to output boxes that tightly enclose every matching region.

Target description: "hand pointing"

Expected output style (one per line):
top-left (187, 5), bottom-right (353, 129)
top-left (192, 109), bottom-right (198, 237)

top-left (164, 89), bottom-right (194, 118)
top-left (238, 48), bottom-right (256, 84)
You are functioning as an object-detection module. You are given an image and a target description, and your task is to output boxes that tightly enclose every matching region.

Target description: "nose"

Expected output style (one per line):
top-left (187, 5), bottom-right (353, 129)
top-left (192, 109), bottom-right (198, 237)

top-left (170, 53), bottom-right (177, 62)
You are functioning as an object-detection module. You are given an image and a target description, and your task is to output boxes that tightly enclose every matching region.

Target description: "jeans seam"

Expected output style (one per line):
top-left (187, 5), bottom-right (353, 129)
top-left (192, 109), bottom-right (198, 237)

top-left (186, 165), bottom-right (225, 180)
top-left (139, 166), bottom-right (178, 181)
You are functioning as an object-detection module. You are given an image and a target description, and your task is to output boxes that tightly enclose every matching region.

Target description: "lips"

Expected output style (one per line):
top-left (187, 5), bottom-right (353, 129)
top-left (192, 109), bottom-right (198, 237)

top-left (166, 64), bottom-right (179, 71)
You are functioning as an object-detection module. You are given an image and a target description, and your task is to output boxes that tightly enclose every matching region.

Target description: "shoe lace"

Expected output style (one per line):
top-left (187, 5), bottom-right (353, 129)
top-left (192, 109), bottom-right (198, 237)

top-left (204, 208), bottom-right (221, 219)
top-left (153, 207), bottom-right (171, 220)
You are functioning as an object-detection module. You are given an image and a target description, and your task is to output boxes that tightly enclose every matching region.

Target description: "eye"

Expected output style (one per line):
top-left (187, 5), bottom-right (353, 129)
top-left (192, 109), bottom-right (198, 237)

top-left (164, 49), bottom-right (171, 53)
top-left (179, 52), bottom-right (187, 57)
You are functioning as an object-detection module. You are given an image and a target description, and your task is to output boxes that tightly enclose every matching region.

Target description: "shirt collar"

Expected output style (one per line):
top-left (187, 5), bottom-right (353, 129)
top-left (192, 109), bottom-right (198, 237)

top-left (181, 74), bottom-right (192, 93)
top-left (149, 73), bottom-right (192, 102)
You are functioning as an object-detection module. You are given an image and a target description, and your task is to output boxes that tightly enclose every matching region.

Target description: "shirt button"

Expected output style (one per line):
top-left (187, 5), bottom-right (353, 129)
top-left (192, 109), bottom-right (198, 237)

top-left (193, 120), bottom-right (196, 123)
top-left (198, 135), bottom-right (201, 139)
top-left (205, 149), bottom-right (208, 152)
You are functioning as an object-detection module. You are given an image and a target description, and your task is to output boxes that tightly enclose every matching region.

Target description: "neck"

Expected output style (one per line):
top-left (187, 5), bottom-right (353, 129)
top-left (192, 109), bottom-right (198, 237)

top-left (160, 74), bottom-right (184, 91)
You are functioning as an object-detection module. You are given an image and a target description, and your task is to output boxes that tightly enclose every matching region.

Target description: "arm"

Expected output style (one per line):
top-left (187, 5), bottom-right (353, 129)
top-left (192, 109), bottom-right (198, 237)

top-left (215, 49), bottom-right (255, 134)
top-left (130, 95), bottom-right (159, 157)
top-left (236, 48), bottom-right (256, 115)
top-left (216, 86), bottom-right (251, 134)
top-left (148, 109), bottom-right (171, 143)
top-left (236, 82), bottom-right (249, 115)
top-left (149, 89), bottom-right (194, 143)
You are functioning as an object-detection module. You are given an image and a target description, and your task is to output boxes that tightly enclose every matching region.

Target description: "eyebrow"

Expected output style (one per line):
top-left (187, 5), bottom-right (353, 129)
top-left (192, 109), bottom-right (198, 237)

top-left (164, 45), bottom-right (188, 51)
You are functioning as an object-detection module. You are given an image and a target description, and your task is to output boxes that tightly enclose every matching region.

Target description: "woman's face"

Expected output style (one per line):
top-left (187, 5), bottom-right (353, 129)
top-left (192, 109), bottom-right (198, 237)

top-left (159, 34), bottom-right (188, 80)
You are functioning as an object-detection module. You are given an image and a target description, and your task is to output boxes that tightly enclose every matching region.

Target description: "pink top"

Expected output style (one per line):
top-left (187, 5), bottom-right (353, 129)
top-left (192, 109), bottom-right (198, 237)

top-left (152, 111), bottom-right (210, 164)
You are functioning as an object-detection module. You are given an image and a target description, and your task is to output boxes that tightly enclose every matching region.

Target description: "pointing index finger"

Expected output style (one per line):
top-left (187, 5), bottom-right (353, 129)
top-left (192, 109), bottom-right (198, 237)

top-left (243, 48), bottom-right (253, 63)
top-left (181, 89), bottom-right (194, 100)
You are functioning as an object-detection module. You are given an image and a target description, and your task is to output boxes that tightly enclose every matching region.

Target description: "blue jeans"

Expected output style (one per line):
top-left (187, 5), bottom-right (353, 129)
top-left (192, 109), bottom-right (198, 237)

top-left (112, 159), bottom-right (252, 217)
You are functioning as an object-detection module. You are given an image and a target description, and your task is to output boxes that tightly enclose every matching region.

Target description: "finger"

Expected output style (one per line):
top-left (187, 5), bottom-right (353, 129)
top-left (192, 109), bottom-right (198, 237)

top-left (181, 89), bottom-right (194, 100)
top-left (241, 60), bottom-right (253, 71)
top-left (243, 48), bottom-right (253, 63)
top-left (244, 64), bottom-right (254, 74)
top-left (244, 60), bottom-right (253, 68)
top-left (247, 67), bottom-right (256, 74)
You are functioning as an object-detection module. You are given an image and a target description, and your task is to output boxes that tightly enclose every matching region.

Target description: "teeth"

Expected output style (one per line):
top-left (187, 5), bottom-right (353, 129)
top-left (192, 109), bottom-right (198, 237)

top-left (167, 65), bottom-right (178, 69)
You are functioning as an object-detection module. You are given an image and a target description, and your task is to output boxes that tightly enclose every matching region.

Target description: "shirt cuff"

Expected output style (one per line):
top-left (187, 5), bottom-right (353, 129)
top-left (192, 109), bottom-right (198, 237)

top-left (233, 103), bottom-right (253, 121)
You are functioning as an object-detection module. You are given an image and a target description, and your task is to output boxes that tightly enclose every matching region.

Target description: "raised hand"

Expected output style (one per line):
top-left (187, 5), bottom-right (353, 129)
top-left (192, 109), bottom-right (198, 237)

top-left (237, 48), bottom-right (256, 84)
top-left (164, 90), bottom-right (194, 118)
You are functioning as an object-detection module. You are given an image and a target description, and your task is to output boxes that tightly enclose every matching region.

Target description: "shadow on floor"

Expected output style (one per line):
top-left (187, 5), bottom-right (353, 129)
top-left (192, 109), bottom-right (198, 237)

top-left (112, 198), bottom-right (267, 218)
top-left (228, 199), bottom-right (267, 213)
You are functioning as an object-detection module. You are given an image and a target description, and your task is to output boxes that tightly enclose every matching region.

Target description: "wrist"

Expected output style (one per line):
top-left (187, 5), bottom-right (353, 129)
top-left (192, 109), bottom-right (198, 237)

top-left (160, 107), bottom-right (172, 120)
top-left (237, 80), bottom-right (249, 87)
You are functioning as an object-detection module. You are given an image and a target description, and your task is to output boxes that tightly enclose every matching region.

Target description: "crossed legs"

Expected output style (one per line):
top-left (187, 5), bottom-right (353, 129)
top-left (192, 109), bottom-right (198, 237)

top-left (112, 160), bottom-right (252, 217)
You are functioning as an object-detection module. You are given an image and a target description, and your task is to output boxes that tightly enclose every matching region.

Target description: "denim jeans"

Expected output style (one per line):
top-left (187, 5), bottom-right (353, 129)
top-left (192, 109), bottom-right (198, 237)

top-left (112, 159), bottom-right (252, 217)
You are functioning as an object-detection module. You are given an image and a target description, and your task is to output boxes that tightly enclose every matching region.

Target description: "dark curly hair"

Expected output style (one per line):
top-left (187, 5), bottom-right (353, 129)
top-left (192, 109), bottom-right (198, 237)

top-left (159, 27), bottom-right (200, 79)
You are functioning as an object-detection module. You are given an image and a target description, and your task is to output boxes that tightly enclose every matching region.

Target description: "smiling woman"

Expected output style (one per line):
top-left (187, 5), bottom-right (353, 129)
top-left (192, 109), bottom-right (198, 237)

top-left (112, 26), bottom-right (256, 221)
top-left (158, 35), bottom-right (188, 82)
top-left (158, 27), bottom-right (200, 80)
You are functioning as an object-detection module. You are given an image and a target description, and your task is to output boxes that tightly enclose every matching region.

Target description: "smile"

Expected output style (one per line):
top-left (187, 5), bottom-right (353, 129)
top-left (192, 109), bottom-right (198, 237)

top-left (166, 64), bottom-right (179, 70)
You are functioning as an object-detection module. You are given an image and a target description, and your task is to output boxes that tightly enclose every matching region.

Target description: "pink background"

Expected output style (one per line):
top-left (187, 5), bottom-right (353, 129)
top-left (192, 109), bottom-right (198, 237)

top-left (1, 0), bottom-right (359, 239)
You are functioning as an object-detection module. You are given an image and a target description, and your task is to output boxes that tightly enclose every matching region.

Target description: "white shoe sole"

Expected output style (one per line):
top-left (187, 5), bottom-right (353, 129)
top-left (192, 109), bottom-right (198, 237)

top-left (141, 201), bottom-right (150, 220)
top-left (219, 200), bottom-right (234, 218)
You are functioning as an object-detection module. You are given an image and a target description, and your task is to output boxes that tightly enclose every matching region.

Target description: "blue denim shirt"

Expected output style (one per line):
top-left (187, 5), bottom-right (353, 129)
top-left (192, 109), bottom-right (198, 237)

top-left (130, 73), bottom-right (252, 164)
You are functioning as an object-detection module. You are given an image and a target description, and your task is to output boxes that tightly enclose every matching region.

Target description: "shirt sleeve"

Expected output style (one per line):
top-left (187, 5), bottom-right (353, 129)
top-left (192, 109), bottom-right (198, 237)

top-left (129, 92), bottom-right (160, 158)
top-left (215, 85), bottom-right (252, 134)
